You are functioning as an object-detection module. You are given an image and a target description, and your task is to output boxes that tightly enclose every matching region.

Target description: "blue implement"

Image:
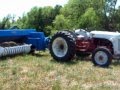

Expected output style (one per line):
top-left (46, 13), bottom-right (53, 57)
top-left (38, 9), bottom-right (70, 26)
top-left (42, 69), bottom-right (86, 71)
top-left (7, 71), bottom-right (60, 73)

top-left (0, 29), bottom-right (49, 51)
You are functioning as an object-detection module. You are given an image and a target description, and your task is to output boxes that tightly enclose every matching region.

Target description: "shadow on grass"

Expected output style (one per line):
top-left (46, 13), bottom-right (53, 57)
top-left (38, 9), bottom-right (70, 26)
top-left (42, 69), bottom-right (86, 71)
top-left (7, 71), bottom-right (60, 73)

top-left (76, 57), bottom-right (114, 69)
top-left (0, 54), bottom-right (27, 61)
top-left (91, 60), bottom-right (120, 69)
top-left (30, 53), bottom-right (45, 57)
top-left (112, 60), bottom-right (120, 66)
top-left (76, 56), bottom-right (120, 68)
top-left (49, 55), bottom-right (93, 66)
top-left (50, 59), bottom-right (79, 65)
top-left (92, 64), bottom-right (112, 69)
top-left (29, 50), bottom-right (50, 57)
top-left (75, 56), bottom-right (92, 63)
top-left (0, 52), bottom-right (49, 61)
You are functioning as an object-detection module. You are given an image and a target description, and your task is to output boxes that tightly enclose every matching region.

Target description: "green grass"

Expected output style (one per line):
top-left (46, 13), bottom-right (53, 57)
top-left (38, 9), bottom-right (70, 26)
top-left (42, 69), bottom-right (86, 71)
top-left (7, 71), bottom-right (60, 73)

top-left (0, 51), bottom-right (120, 90)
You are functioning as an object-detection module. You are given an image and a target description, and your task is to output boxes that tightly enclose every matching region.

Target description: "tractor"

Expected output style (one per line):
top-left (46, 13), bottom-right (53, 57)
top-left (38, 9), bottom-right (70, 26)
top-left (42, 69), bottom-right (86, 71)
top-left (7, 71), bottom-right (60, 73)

top-left (49, 29), bottom-right (120, 67)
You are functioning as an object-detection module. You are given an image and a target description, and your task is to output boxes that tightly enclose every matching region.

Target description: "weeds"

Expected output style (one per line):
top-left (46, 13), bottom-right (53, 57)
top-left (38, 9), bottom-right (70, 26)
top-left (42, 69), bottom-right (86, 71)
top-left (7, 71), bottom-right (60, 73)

top-left (0, 51), bottom-right (119, 90)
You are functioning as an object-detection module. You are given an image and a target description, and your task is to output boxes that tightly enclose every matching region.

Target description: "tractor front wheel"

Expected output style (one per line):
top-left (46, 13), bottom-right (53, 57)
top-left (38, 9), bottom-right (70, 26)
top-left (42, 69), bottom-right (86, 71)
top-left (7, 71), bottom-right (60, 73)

top-left (92, 47), bottom-right (112, 67)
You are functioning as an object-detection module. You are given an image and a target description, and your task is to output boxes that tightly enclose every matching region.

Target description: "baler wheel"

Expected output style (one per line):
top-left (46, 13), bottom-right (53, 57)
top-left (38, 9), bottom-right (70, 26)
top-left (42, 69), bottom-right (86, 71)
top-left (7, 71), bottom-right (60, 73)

top-left (49, 31), bottom-right (76, 62)
top-left (92, 47), bottom-right (112, 67)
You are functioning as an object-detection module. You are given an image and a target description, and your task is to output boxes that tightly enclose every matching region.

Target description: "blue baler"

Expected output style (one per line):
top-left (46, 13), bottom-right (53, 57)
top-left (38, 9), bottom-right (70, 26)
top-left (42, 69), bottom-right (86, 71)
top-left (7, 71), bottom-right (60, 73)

top-left (0, 29), bottom-right (49, 57)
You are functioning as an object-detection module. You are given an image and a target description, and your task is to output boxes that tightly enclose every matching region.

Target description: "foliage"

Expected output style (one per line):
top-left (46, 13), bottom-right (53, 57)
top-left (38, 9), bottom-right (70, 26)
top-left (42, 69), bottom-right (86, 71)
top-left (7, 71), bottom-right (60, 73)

top-left (0, 15), bottom-right (11, 29)
top-left (60, 0), bottom-right (118, 31)
top-left (79, 8), bottom-right (100, 30)
top-left (1, 0), bottom-right (120, 33)
top-left (53, 15), bottom-right (70, 30)
top-left (113, 6), bottom-right (120, 31)
top-left (44, 26), bottom-right (52, 36)
top-left (61, 0), bottom-right (90, 29)
top-left (14, 5), bottom-right (62, 36)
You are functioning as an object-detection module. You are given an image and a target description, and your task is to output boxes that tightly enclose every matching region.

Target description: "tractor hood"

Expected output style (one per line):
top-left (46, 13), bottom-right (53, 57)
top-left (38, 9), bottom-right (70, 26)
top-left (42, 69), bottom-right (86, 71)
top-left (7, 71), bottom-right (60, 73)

top-left (90, 31), bottom-right (120, 39)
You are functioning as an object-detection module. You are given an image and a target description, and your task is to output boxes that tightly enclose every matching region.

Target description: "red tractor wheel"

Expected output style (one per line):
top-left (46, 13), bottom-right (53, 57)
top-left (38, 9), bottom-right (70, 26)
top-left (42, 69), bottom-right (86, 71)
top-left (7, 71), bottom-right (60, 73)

top-left (92, 47), bottom-right (112, 67)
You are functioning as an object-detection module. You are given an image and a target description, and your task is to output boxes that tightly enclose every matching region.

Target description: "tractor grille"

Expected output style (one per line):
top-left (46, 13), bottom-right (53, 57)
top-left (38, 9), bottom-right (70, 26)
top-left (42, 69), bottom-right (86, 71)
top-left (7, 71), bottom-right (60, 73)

top-left (118, 39), bottom-right (120, 51)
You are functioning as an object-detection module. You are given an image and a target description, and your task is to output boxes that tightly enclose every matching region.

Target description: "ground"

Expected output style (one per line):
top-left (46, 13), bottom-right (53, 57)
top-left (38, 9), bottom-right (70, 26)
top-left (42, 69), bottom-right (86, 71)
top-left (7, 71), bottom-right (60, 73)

top-left (0, 51), bottom-right (120, 90)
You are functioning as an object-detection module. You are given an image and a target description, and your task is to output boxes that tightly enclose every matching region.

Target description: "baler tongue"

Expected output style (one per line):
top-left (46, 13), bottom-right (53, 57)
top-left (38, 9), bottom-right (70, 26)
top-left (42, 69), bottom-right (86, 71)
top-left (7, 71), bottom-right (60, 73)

top-left (0, 44), bottom-right (31, 57)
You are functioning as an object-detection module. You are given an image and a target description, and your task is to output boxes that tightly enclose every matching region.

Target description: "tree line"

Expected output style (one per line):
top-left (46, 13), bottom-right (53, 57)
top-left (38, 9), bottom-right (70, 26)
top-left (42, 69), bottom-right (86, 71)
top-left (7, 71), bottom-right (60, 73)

top-left (0, 0), bottom-right (120, 36)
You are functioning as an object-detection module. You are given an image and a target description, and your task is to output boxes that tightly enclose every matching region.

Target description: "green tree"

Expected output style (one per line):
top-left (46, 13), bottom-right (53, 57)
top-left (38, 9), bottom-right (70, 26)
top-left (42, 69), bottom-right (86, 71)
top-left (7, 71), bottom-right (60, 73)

top-left (79, 8), bottom-right (100, 30)
top-left (0, 15), bottom-right (11, 29)
top-left (26, 7), bottom-right (42, 30)
top-left (15, 5), bottom-right (62, 35)
top-left (61, 0), bottom-right (92, 29)
top-left (54, 5), bottom-right (62, 15)
top-left (53, 15), bottom-right (70, 30)
top-left (60, 0), bottom-right (117, 31)
top-left (113, 6), bottom-right (120, 31)
top-left (15, 15), bottom-right (27, 28)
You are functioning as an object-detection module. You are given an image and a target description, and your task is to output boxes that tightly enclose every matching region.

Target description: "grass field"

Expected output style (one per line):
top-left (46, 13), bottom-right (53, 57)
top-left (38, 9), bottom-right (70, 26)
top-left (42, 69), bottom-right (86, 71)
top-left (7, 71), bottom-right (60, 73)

top-left (0, 51), bottom-right (120, 90)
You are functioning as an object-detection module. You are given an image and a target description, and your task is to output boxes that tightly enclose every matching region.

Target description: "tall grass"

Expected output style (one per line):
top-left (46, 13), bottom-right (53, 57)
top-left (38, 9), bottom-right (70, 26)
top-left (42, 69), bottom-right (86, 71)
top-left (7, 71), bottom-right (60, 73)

top-left (0, 51), bottom-right (120, 90)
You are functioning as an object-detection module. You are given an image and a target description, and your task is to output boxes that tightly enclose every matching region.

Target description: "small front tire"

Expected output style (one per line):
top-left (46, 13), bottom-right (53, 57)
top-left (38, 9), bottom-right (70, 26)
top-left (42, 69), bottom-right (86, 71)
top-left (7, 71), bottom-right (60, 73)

top-left (92, 47), bottom-right (112, 67)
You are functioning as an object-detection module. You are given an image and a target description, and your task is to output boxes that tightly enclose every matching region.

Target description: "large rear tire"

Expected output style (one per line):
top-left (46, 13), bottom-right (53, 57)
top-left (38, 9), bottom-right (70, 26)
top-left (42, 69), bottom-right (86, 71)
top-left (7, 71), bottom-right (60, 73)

top-left (49, 31), bottom-right (76, 62)
top-left (92, 47), bottom-right (112, 67)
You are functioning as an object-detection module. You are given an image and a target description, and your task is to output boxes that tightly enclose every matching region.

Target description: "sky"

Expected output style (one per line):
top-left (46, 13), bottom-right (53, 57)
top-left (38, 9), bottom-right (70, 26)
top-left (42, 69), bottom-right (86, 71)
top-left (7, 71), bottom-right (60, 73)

top-left (0, 0), bottom-right (69, 20)
top-left (116, 0), bottom-right (120, 8)
top-left (0, 0), bottom-right (120, 20)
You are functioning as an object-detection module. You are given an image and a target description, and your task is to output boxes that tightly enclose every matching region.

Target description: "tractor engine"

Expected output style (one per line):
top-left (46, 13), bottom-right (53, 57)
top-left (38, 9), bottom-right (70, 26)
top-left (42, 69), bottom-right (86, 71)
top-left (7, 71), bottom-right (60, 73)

top-left (75, 29), bottom-right (95, 53)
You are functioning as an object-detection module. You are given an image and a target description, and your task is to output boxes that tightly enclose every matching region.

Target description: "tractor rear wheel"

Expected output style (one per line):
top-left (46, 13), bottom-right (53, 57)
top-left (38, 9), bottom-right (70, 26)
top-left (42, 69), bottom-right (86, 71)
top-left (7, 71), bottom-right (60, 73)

top-left (92, 47), bottom-right (112, 67)
top-left (49, 31), bottom-right (76, 62)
